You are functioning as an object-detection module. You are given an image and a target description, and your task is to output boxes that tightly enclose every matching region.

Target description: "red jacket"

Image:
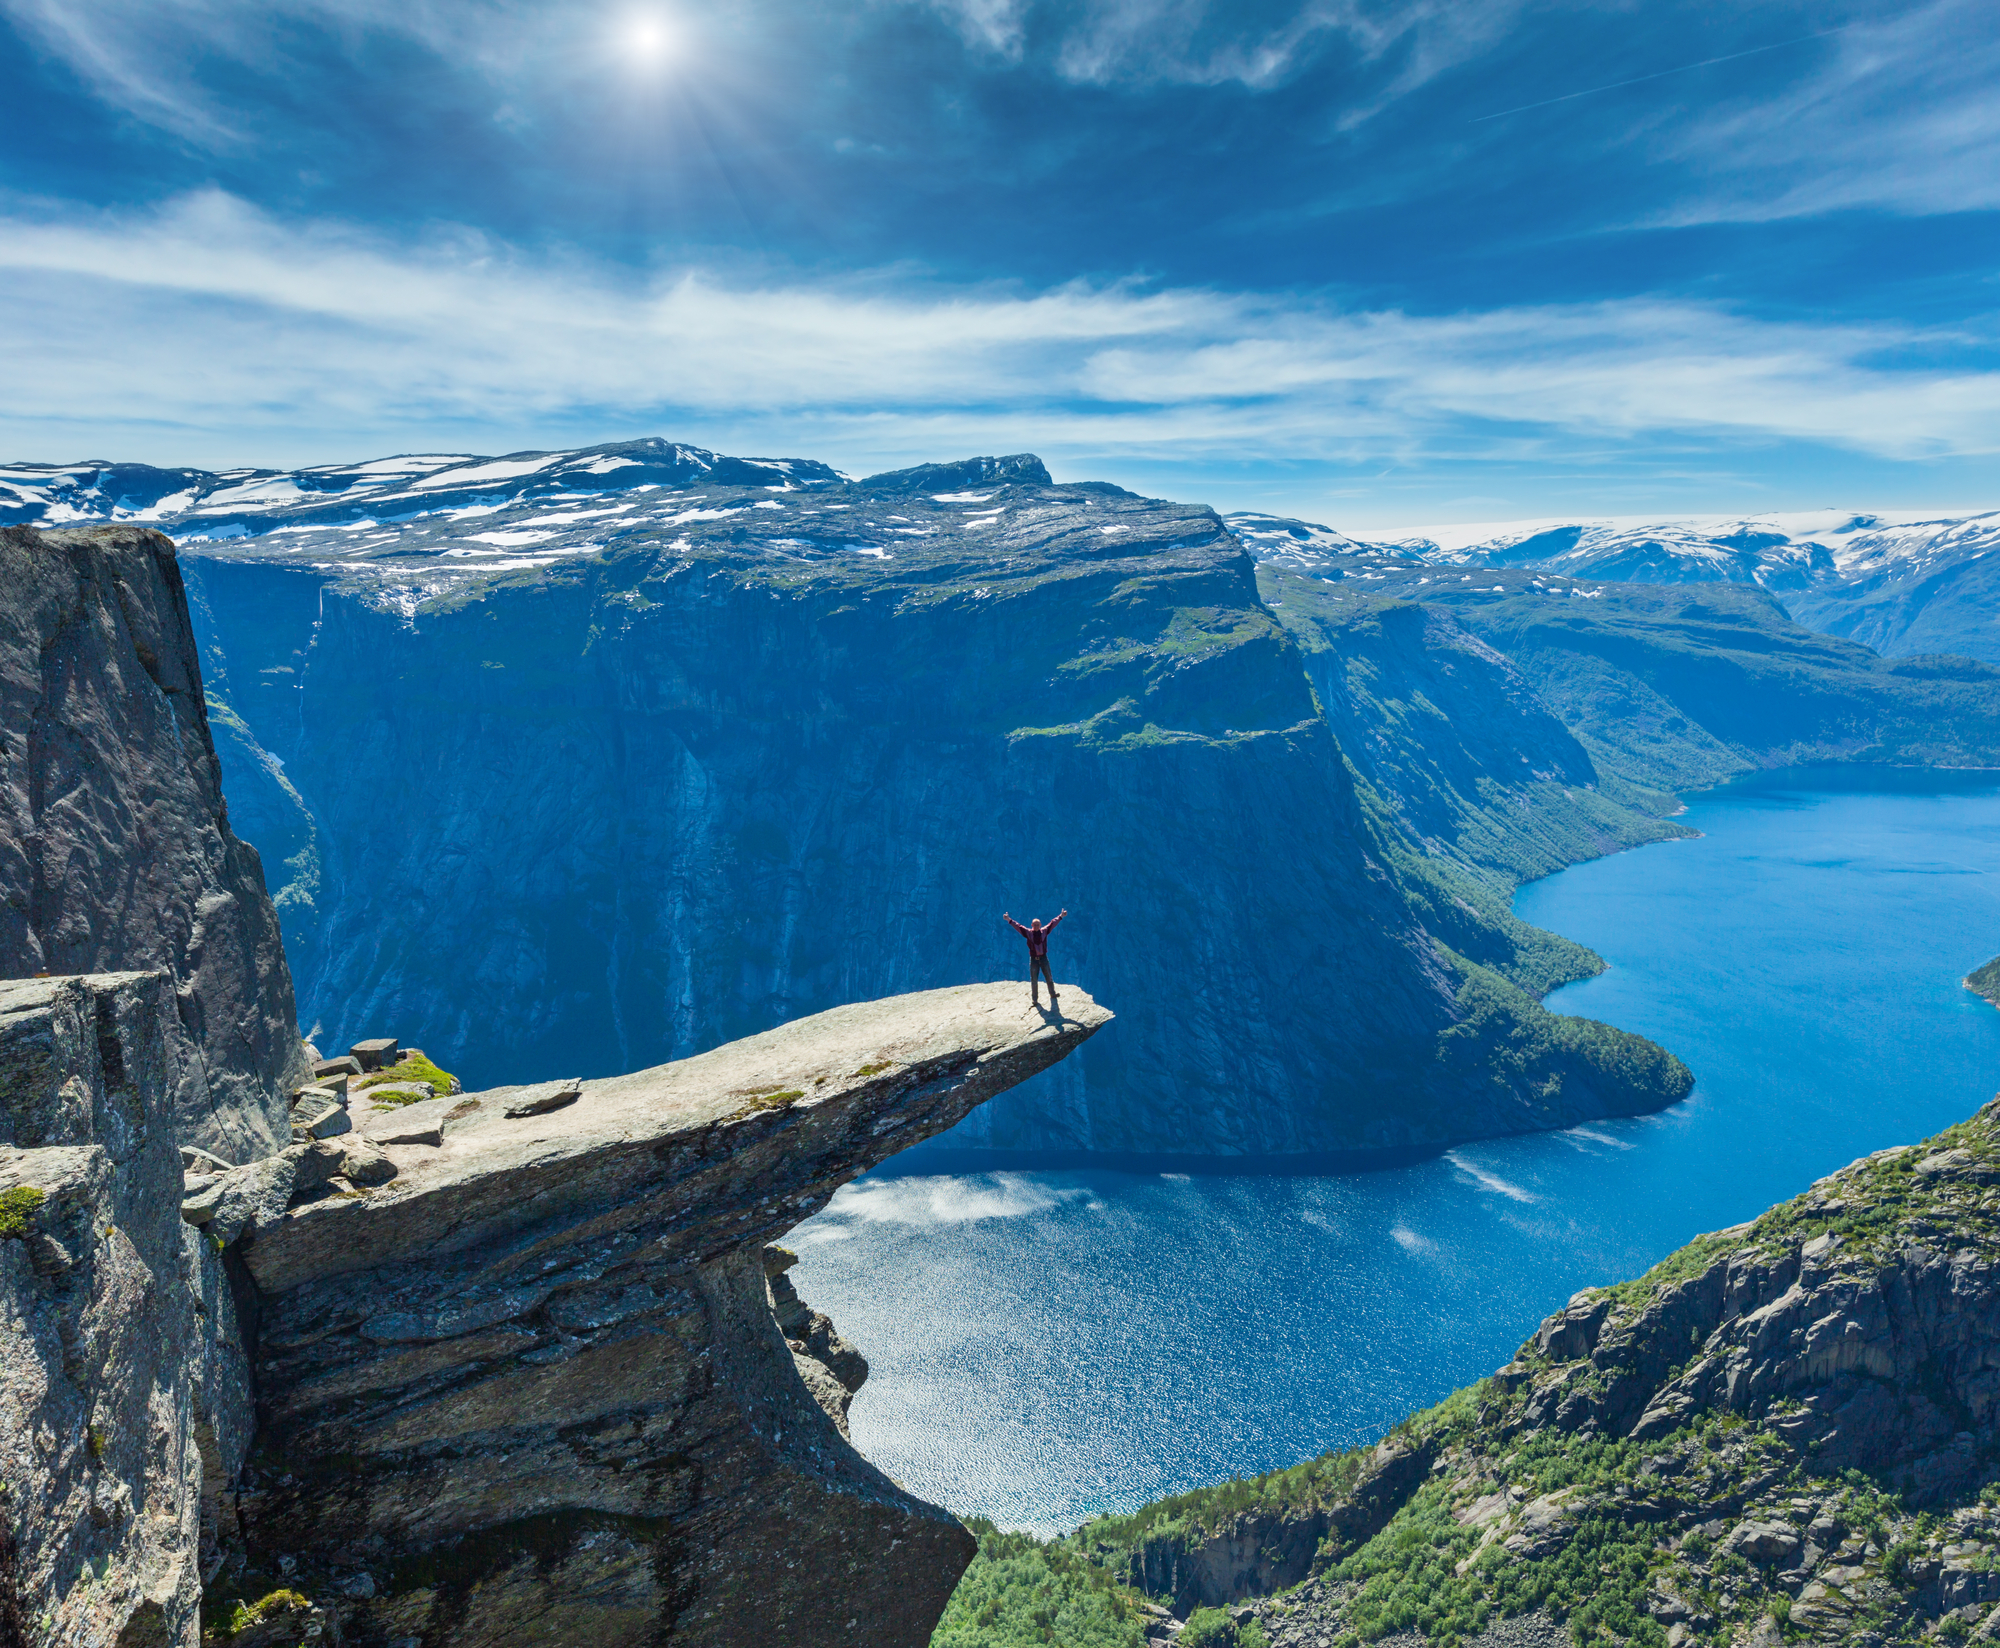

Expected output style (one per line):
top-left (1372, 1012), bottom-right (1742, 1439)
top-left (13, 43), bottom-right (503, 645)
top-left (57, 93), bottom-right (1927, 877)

top-left (1007, 913), bottom-right (1063, 959)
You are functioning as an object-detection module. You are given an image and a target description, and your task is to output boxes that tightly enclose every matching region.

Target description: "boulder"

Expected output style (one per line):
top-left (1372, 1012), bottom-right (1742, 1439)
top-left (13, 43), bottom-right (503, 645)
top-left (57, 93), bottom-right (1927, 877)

top-left (314, 1056), bottom-right (363, 1080)
top-left (339, 1137), bottom-right (398, 1187)
top-left (289, 1094), bottom-right (351, 1140)
top-left (501, 1078), bottom-right (582, 1118)
top-left (1727, 1521), bottom-right (1803, 1564)
top-left (350, 1038), bottom-right (399, 1071)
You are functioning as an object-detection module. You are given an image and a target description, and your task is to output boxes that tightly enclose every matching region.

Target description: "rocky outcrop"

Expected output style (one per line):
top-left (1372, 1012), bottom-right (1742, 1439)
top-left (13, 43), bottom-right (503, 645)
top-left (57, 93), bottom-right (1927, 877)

top-left (1967, 955), bottom-right (2000, 1008)
top-left (1119, 1437), bottom-right (1436, 1611)
top-left (0, 525), bottom-right (306, 1159)
top-left (1103, 1093), bottom-right (2000, 1647)
top-left (6, 977), bottom-right (1107, 1648)
top-left (225, 983), bottom-right (1109, 1648)
top-left (0, 973), bottom-right (255, 1648)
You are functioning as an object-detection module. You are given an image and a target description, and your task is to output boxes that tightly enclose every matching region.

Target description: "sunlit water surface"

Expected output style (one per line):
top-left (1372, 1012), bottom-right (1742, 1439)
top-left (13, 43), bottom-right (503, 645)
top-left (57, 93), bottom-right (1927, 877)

top-left (791, 767), bottom-right (2000, 1534)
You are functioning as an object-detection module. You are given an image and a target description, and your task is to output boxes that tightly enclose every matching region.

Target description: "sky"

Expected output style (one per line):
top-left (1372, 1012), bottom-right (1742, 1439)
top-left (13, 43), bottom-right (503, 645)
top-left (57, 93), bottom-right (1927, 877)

top-left (1, 0), bottom-right (1997, 527)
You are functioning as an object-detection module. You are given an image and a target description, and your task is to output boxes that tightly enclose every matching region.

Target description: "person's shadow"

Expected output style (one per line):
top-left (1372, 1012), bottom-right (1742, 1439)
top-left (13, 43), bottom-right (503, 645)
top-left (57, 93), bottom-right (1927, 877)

top-left (1035, 1002), bottom-right (1069, 1027)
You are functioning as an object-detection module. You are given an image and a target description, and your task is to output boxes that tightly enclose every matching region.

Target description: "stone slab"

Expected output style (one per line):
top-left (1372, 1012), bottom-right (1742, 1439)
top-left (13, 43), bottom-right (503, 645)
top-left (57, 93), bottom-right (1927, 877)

top-left (501, 1079), bottom-right (581, 1118)
top-left (247, 983), bottom-right (1110, 1296)
top-left (358, 1096), bottom-right (463, 1147)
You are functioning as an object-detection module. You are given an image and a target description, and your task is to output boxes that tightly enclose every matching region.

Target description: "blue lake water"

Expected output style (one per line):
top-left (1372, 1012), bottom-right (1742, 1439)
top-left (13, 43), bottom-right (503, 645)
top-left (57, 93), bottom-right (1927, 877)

top-left (790, 766), bottom-right (2000, 1535)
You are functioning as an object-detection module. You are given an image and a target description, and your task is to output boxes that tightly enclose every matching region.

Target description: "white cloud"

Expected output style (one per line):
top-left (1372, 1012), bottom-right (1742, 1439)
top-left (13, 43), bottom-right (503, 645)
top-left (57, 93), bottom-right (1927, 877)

top-left (1039, 0), bottom-right (1514, 92)
top-left (1662, 0), bottom-right (2000, 221)
top-left (1, 189), bottom-right (1996, 467)
top-left (921, 0), bottom-right (1028, 57)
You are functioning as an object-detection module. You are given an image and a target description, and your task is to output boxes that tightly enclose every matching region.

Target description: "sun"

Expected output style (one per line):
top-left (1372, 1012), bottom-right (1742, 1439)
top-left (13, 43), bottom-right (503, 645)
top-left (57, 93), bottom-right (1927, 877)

top-left (621, 13), bottom-right (677, 65)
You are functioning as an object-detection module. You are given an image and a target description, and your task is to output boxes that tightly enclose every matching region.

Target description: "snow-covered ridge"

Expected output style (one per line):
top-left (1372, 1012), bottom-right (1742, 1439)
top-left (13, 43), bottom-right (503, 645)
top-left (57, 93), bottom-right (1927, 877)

top-left (1221, 506), bottom-right (2000, 588)
top-left (1223, 505), bottom-right (2000, 664)
top-left (0, 438), bottom-right (850, 536)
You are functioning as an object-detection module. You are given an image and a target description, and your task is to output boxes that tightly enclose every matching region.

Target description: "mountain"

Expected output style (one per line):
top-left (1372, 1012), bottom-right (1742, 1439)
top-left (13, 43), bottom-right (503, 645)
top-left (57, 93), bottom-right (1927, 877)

top-left (1223, 507), bottom-right (2000, 666)
top-left (0, 439), bottom-right (848, 535)
top-left (101, 447), bottom-right (1685, 1160)
top-left (942, 1089), bottom-right (2000, 1647)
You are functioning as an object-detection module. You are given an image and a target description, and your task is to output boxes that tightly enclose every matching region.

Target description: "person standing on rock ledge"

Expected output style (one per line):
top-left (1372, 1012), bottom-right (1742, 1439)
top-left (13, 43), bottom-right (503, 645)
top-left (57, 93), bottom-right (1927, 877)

top-left (1004, 908), bottom-right (1068, 1009)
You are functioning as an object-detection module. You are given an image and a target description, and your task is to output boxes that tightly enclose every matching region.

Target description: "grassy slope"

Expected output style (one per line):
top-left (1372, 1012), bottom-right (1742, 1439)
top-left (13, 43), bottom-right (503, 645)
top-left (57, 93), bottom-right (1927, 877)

top-left (936, 1093), bottom-right (2000, 1647)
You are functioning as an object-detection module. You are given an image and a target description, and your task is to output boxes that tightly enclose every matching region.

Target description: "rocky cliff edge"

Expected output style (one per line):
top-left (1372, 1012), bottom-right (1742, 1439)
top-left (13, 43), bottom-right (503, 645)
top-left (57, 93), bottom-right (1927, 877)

top-left (4, 979), bottom-right (1107, 1648)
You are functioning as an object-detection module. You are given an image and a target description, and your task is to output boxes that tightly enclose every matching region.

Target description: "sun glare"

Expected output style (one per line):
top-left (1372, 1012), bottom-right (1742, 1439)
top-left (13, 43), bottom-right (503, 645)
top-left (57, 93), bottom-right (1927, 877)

top-left (622, 13), bottom-right (676, 65)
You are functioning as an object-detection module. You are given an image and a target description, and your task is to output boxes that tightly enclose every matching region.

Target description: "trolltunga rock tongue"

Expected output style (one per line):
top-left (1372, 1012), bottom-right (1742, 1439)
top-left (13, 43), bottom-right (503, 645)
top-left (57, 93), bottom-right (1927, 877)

top-left (239, 983), bottom-right (1109, 1648)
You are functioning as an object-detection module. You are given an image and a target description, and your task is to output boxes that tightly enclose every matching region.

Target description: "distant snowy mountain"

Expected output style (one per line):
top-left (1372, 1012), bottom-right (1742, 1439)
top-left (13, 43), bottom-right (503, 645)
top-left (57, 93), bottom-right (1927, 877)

top-left (9, 440), bottom-right (1995, 664)
top-left (0, 437), bottom-right (847, 543)
top-left (1223, 506), bottom-right (2000, 664)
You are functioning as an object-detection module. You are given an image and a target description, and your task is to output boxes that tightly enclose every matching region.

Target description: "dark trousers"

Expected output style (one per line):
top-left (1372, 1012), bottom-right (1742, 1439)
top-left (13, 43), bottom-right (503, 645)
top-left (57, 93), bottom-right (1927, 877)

top-left (1029, 956), bottom-right (1055, 997)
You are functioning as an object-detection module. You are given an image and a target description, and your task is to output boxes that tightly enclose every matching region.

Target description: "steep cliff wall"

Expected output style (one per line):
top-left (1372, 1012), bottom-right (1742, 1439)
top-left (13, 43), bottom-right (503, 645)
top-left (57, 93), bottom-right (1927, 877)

top-left (0, 972), bottom-right (255, 1648)
top-left (0, 525), bottom-right (306, 1159)
top-left (182, 466), bottom-right (1685, 1159)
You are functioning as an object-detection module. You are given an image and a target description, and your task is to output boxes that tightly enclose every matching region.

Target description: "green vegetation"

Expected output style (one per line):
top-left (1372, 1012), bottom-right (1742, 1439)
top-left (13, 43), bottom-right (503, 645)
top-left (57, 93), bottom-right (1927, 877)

top-left (854, 1062), bottom-right (895, 1078)
top-left (1085, 1449), bottom-right (1365, 1554)
top-left (205, 1588), bottom-right (310, 1642)
top-left (354, 1052), bottom-right (457, 1101)
top-left (1180, 1608), bottom-right (1268, 1647)
top-left (0, 1184), bottom-right (46, 1238)
top-left (1967, 955), bottom-right (2000, 1008)
top-left (930, 1521), bottom-right (1149, 1648)
top-left (738, 1088), bottom-right (805, 1113)
top-left (1434, 948), bottom-right (1695, 1120)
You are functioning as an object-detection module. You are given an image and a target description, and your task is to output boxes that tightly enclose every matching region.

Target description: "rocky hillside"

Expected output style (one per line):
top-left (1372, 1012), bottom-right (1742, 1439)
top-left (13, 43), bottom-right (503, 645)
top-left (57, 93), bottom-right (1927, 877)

top-left (0, 524), bottom-right (306, 1158)
top-left (164, 448), bottom-right (1686, 1159)
top-left (1256, 560), bottom-right (2000, 830)
top-left (950, 1091), bottom-right (2000, 1647)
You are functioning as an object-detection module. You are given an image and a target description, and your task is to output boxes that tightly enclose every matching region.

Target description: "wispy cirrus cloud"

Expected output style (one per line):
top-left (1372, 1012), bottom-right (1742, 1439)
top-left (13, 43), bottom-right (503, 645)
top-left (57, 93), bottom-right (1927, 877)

top-left (917, 0), bottom-right (1518, 92)
top-left (1659, 0), bottom-right (2000, 220)
top-left (2, 189), bottom-right (1996, 474)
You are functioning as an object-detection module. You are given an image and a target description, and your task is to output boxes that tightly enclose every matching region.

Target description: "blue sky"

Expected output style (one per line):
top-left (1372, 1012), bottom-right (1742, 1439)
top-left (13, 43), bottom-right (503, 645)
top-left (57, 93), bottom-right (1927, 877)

top-left (1, 0), bottom-right (1996, 526)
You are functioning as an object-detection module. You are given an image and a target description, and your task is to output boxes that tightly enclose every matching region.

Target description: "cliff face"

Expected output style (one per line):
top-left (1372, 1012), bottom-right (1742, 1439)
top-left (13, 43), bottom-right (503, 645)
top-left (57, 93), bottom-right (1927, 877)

top-left (224, 982), bottom-right (1109, 1647)
top-left (997, 1092), bottom-right (2000, 1647)
top-left (0, 973), bottom-right (255, 1648)
top-left (181, 460), bottom-right (1684, 1159)
top-left (0, 525), bottom-right (306, 1159)
top-left (6, 978), bottom-right (1109, 1648)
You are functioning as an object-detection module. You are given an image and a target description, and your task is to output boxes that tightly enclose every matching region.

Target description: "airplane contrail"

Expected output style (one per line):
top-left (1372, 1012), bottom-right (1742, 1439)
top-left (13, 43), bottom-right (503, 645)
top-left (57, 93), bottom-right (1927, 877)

top-left (1469, 23), bottom-right (1856, 124)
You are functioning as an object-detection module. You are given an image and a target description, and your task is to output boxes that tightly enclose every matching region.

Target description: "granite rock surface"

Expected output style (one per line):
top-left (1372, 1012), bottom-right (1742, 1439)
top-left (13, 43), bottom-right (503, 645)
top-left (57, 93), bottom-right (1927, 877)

top-left (0, 972), bottom-right (255, 1648)
top-left (235, 983), bottom-right (1111, 1648)
top-left (0, 524), bottom-right (306, 1160)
